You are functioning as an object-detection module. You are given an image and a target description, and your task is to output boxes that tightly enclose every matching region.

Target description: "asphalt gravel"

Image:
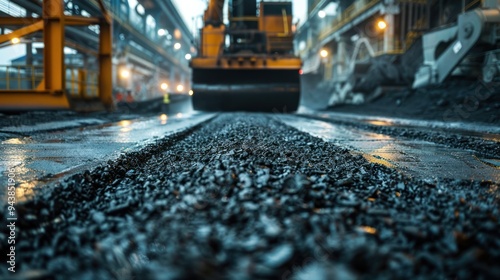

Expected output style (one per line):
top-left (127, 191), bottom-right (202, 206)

top-left (1, 113), bottom-right (499, 280)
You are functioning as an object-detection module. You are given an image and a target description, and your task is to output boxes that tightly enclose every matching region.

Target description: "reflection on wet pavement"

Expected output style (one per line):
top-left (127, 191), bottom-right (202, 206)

top-left (476, 156), bottom-right (500, 169)
top-left (279, 116), bottom-right (500, 182)
top-left (315, 112), bottom-right (500, 143)
top-left (0, 113), bottom-right (214, 204)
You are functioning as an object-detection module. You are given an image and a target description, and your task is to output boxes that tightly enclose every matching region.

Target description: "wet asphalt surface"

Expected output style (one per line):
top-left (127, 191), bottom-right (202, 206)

top-left (1, 112), bottom-right (499, 280)
top-left (300, 112), bottom-right (500, 159)
top-left (279, 115), bottom-right (500, 182)
top-left (0, 113), bottom-right (214, 205)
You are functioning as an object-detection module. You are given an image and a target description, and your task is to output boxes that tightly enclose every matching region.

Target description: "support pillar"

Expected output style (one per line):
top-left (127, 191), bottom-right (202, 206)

top-left (384, 13), bottom-right (395, 53)
top-left (180, 73), bottom-right (186, 86)
top-left (99, 20), bottom-right (113, 109)
top-left (336, 37), bottom-right (348, 77)
top-left (170, 65), bottom-right (176, 91)
top-left (43, 0), bottom-right (65, 95)
top-left (382, 0), bottom-right (399, 53)
top-left (26, 42), bottom-right (33, 66)
top-left (153, 63), bottom-right (160, 98)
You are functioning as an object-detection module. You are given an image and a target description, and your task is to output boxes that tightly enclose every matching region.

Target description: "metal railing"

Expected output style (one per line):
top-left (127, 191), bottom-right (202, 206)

top-left (465, 0), bottom-right (481, 11)
top-left (65, 67), bottom-right (99, 98)
top-left (319, 0), bottom-right (382, 41)
top-left (0, 65), bottom-right (99, 98)
top-left (0, 65), bottom-right (43, 90)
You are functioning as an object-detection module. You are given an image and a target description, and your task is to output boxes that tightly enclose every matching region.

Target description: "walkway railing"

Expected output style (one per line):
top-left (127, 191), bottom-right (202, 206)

top-left (319, 0), bottom-right (382, 41)
top-left (0, 65), bottom-right (99, 98)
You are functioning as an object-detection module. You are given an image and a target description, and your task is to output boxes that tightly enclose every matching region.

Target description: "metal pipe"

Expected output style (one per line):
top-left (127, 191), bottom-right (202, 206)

top-left (439, 0), bottom-right (442, 26)
top-left (427, 0), bottom-right (430, 29)
top-left (401, 2), bottom-right (406, 50)
top-left (17, 66), bottom-right (20, 89)
top-left (32, 65), bottom-right (35, 89)
top-left (408, 1), bottom-right (413, 32)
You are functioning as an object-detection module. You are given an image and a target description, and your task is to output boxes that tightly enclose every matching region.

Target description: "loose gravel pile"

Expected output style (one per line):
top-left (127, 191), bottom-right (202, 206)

top-left (329, 79), bottom-right (500, 125)
top-left (2, 114), bottom-right (499, 279)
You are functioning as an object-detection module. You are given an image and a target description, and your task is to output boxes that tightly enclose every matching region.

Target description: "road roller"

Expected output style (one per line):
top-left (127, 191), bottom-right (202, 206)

top-left (190, 0), bottom-right (301, 112)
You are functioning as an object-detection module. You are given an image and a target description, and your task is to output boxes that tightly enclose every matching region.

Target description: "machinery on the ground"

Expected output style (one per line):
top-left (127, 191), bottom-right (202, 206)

top-left (299, 0), bottom-right (500, 108)
top-left (190, 0), bottom-right (301, 112)
top-left (413, 0), bottom-right (500, 88)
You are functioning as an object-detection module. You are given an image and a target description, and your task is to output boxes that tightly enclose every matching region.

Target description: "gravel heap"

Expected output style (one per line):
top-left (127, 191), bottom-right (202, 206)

top-left (328, 79), bottom-right (500, 125)
top-left (2, 114), bottom-right (499, 279)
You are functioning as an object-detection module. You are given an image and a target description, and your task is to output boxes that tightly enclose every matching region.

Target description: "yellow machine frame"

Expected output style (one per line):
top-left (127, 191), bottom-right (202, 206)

top-left (0, 0), bottom-right (113, 111)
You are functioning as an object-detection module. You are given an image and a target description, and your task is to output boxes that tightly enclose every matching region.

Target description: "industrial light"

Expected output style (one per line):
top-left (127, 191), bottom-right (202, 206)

top-left (158, 29), bottom-right (166, 36)
top-left (160, 114), bottom-right (168, 124)
top-left (119, 68), bottom-right (130, 79)
top-left (185, 53), bottom-right (192, 60)
top-left (188, 90), bottom-right (194, 96)
top-left (318, 10), bottom-right (326, 18)
top-left (174, 29), bottom-right (182, 39)
top-left (161, 83), bottom-right (168, 90)
top-left (11, 37), bottom-right (20, 44)
top-left (377, 20), bottom-right (387, 30)
top-left (177, 84), bottom-right (184, 92)
top-left (174, 42), bottom-right (181, 50)
top-left (320, 49), bottom-right (328, 58)
top-left (118, 120), bottom-right (131, 127)
top-left (136, 4), bottom-right (145, 15)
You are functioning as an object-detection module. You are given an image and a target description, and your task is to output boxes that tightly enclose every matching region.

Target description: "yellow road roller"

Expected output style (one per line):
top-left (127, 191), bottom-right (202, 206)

top-left (190, 0), bottom-right (301, 112)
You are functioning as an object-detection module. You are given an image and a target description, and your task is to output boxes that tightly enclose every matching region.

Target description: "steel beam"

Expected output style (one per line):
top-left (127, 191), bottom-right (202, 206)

top-left (0, 21), bottom-right (43, 44)
top-left (66, 16), bottom-right (101, 26)
top-left (0, 17), bottom-right (40, 25)
top-left (0, 91), bottom-right (70, 110)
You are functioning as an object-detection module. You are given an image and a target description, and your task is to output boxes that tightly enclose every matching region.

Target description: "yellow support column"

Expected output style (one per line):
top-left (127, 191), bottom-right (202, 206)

top-left (43, 0), bottom-right (65, 95)
top-left (99, 21), bottom-right (113, 110)
top-left (78, 69), bottom-right (86, 98)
